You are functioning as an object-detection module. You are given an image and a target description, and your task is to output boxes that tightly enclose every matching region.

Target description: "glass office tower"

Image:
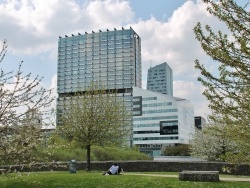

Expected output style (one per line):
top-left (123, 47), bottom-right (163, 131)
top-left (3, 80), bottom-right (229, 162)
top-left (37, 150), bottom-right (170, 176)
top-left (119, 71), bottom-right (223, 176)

top-left (57, 28), bottom-right (141, 93)
top-left (147, 62), bottom-right (173, 96)
top-left (57, 28), bottom-right (141, 145)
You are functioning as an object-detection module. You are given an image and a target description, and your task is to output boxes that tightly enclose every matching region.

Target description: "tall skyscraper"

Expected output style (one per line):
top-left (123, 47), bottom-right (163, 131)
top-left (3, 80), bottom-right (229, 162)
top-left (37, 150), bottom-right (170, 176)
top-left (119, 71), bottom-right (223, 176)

top-left (147, 62), bottom-right (173, 96)
top-left (57, 27), bottom-right (141, 94)
top-left (57, 28), bottom-right (141, 145)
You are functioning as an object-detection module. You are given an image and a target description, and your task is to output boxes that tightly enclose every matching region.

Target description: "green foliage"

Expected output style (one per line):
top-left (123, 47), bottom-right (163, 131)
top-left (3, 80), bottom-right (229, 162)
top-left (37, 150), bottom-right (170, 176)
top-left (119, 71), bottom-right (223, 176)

top-left (162, 145), bottom-right (190, 156)
top-left (194, 0), bottom-right (250, 163)
top-left (0, 124), bottom-right (42, 165)
top-left (58, 82), bottom-right (131, 148)
top-left (57, 82), bottom-right (132, 170)
top-left (35, 148), bottom-right (86, 162)
top-left (34, 145), bottom-right (151, 162)
top-left (91, 146), bottom-right (152, 161)
top-left (0, 171), bottom-right (249, 188)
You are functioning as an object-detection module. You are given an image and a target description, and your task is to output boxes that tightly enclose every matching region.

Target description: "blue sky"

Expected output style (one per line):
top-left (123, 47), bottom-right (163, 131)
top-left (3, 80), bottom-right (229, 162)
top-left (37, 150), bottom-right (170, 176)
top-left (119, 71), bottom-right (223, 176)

top-left (129, 0), bottom-right (190, 20)
top-left (0, 0), bottom-right (248, 118)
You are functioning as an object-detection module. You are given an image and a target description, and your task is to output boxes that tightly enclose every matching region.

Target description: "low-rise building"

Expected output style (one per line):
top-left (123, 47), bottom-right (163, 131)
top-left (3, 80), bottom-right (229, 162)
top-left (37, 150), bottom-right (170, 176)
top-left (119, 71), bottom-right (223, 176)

top-left (133, 87), bottom-right (194, 156)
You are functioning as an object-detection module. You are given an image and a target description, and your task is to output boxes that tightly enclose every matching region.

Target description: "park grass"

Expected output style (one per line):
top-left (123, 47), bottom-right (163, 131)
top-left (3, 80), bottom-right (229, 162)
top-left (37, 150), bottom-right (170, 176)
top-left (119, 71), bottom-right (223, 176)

top-left (0, 171), bottom-right (249, 188)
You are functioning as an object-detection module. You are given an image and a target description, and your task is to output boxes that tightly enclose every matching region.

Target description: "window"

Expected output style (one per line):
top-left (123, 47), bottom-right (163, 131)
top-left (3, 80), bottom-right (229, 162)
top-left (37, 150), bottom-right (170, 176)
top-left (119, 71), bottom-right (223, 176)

top-left (160, 120), bottom-right (178, 135)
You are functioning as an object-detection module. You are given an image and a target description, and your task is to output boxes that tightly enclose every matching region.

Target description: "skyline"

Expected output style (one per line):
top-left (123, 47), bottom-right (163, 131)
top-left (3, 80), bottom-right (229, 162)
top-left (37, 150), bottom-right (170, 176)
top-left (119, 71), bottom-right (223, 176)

top-left (1, 0), bottom-right (247, 118)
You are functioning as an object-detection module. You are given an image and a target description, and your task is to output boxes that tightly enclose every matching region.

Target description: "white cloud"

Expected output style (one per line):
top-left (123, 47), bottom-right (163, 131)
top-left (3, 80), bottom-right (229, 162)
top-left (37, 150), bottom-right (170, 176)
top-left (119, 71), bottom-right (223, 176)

top-left (130, 0), bottom-right (219, 80)
top-left (128, 0), bottom-right (230, 118)
top-left (174, 81), bottom-right (210, 117)
top-left (1, 0), bottom-right (230, 119)
top-left (0, 0), bottom-right (134, 55)
top-left (85, 0), bottom-right (134, 29)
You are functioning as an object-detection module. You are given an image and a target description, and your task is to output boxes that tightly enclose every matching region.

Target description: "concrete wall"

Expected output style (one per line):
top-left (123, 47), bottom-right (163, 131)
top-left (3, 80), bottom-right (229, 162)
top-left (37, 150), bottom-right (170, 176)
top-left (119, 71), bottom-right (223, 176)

top-left (1, 161), bottom-right (250, 175)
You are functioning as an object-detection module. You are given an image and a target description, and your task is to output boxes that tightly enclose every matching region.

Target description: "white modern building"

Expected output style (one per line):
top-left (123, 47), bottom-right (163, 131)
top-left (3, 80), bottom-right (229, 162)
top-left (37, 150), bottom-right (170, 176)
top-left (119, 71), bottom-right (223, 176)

top-left (147, 62), bottom-right (173, 96)
top-left (133, 87), bottom-right (194, 156)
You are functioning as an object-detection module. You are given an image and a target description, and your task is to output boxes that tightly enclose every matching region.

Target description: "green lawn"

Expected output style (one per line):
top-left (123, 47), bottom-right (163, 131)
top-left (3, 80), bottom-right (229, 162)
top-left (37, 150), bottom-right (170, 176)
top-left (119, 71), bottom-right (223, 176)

top-left (0, 171), bottom-right (249, 188)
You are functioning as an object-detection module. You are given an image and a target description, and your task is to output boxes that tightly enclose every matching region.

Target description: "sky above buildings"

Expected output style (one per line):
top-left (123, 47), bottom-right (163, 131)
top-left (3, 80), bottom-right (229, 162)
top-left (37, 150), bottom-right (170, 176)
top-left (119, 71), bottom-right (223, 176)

top-left (0, 0), bottom-right (248, 118)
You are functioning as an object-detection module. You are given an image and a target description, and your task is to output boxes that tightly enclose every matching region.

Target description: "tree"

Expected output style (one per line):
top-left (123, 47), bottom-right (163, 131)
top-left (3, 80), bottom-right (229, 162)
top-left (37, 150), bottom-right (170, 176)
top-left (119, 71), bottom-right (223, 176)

top-left (0, 122), bottom-right (42, 165)
top-left (57, 83), bottom-right (131, 171)
top-left (190, 115), bottom-right (237, 161)
top-left (0, 40), bottom-right (54, 165)
top-left (194, 0), bottom-right (250, 163)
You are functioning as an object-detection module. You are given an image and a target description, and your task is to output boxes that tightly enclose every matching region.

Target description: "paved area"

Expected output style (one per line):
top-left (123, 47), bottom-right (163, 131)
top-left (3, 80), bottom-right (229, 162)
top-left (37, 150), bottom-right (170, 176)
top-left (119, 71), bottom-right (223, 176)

top-left (127, 173), bottom-right (250, 182)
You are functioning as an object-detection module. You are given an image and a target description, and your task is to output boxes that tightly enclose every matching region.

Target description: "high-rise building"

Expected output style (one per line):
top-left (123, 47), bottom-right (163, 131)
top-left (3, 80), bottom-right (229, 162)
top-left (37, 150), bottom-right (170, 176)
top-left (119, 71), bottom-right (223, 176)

top-left (147, 62), bottom-right (173, 96)
top-left (133, 87), bottom-right (194, 156)
top-left (57, 27), bottom-right (141, 93)
top-left (57, 28), bottom-right (141, 144)
top-left (57, 28), bottom-right (195, 155)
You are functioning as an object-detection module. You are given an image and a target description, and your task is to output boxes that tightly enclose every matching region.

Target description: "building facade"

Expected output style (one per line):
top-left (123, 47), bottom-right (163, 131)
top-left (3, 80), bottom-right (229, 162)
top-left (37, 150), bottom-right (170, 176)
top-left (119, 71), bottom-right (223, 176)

top-left (57, 27), bottom-right (141, 95)
top-left (194, 116), bottom-right (206, 130)
top-left (57, 27), bottom-right (141, 93)
top-left (57, 28), bottom-right (195, 155)
top-left (147, 62), bottom-right (173, 96)
top-left (57, 28), bottom-right (142, 144)
top-left (133, 87), bottom-right (194, 156)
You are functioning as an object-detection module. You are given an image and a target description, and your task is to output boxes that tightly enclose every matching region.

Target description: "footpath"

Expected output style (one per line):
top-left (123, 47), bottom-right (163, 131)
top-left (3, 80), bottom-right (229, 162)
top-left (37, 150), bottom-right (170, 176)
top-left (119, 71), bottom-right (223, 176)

top-left (127, 173), bottom-right (250, 182)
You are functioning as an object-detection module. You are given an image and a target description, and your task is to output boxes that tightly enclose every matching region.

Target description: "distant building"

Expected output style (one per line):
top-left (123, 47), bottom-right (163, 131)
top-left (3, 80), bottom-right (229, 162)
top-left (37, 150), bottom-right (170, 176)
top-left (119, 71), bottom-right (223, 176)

top-left (147, 62), bottom-right (173, 96)
top-left (194, 116), bottom-right (206, 130)
top-left (133, 87), bottom-right (194, 156)
top-left (57, 28), bottom-right (141, 145)
top-left (57, 27), bottom-right (141, 94)
top-left (56, 28), bottom-right (195, 156)
top-left (24, 109), bottom-right (42, 126)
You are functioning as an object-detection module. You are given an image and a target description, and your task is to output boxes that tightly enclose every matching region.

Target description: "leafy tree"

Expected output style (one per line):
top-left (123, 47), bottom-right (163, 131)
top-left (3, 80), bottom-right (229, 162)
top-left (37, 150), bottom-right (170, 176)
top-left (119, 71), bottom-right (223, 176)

top-left (194, 0), bottom-right (250, 163)
top-left (57, 83), bottom-right (131, 171)
top-left (0, 122), bottom-right (42, 165)
top-left (0, 40), bottom-right (54, 165)
top-left (190, 115), bottom-right (237, 161)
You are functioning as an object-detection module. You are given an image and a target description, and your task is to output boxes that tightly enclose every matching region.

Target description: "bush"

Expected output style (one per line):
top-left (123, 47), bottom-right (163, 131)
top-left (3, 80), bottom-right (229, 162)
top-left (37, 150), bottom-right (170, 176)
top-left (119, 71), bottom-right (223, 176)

top-left (91, 146), bottom-right (152, 161)
top-left (0, 133), bottom-right (151, 165)
top-left (33, 146), bottom-right (151, 163)
top-left (162, 144), bottom-right (190, 156)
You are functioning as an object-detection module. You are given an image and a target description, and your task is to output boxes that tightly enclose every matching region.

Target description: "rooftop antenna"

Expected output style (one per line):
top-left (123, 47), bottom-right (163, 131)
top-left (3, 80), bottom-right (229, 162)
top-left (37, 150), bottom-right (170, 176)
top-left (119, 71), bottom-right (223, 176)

top-left (150, 60), bottom-right (152, 68)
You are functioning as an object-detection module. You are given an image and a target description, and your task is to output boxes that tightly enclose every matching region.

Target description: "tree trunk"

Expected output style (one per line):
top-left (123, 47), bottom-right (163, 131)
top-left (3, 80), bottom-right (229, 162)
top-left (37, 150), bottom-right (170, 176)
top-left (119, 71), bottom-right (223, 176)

top-left (86, 144), bottom-right (91, 171)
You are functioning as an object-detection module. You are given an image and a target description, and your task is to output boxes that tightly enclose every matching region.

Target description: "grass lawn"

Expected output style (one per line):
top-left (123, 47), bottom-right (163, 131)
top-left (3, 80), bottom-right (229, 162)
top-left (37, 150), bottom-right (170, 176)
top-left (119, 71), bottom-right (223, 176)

top-left (0, 171), bottom-right (249, 188)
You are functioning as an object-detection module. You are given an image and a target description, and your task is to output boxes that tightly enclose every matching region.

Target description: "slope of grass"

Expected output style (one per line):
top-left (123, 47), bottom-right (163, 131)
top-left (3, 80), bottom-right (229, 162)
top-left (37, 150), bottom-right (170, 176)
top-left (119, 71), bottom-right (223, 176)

top-left (34, 146), bottom-right (152, 162)
top-left (0, 171), bottom-right (249, 188)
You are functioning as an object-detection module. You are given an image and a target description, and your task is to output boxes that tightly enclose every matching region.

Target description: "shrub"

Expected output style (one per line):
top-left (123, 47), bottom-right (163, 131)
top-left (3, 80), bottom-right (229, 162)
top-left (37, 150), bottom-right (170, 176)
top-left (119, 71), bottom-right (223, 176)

top-left (162, 144), bottom-right (190, 156)
top-left (32, 146), bottom-right (151, 163)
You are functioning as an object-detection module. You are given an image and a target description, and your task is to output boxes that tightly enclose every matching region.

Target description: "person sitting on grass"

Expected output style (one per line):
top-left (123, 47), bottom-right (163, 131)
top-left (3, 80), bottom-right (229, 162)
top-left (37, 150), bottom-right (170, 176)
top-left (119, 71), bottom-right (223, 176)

top-left (103, 163), bottom-right (119, 175)
top-left (117, 163), bottom-right (124, 175)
